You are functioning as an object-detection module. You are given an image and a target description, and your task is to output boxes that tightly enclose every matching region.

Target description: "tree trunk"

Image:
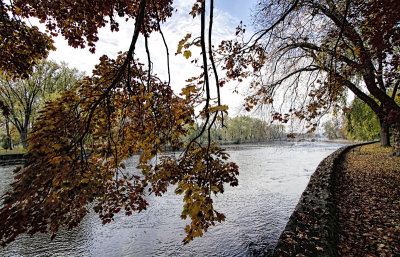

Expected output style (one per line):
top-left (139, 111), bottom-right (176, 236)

top-left (20, 130), bottom-right (28, 149)
top-left (393, 125), bottom-right (400, 156)
top-left (5, 119), bottom-right (12, 150)
top-left (380, 119), bottom-right (391, 147)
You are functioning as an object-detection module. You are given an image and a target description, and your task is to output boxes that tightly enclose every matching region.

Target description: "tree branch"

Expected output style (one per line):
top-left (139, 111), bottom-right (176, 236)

top-left (208, 0), bottom-right (224, 127)
top-left (240, 0), bottom-right (300, 52)
top-left (74, 0), bottom-right (148, 147)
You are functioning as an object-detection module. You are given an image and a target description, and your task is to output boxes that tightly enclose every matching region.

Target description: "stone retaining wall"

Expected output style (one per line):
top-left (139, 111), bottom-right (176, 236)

top-left (271, 142), bottom-right (376, 257)
top-left (0, 154), bottom-right (25, 166)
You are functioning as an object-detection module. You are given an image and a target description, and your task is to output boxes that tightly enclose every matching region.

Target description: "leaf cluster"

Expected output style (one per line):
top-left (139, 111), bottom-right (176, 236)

top-left (150, 143), bottom-right (238, 244)
top-left (0, 0), bottom-right (242, 247)
top-left (345, 97), bottom-right (380, 141)
top-left (0, 2), bottom-right (55, 78)
top-left (0, 51), bottom-right (238, 245)
top-left (13, 0), bottom-right (174, 53)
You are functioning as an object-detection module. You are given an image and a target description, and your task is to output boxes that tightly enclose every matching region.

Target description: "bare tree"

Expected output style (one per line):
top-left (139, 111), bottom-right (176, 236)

top-left (220, 0), bottom-right (400, 154)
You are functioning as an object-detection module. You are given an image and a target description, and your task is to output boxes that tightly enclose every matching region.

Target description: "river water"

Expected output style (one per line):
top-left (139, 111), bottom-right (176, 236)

top-left (0, 141), bottom-right (347, 257)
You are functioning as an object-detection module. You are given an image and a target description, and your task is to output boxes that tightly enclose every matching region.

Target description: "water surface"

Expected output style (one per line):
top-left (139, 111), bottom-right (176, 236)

top-left (0, 141), bottom-right (347, 256)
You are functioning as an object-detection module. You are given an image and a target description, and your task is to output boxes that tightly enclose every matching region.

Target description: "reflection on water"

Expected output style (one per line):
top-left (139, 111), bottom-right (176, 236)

top-left (0, 142), bottom-right (347, 257)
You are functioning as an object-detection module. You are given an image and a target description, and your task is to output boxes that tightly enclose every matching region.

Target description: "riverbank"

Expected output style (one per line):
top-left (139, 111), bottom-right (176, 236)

top-left (270, 143), bottom-right (351, 256)
top-left (271, 142), bottom-right (400, 256)
top-left (0, 140), bottom-right (347, 166)
top-left (0, 153), bottom-right (25, 166)
top-left (334, 143), bottom-right (400, 256)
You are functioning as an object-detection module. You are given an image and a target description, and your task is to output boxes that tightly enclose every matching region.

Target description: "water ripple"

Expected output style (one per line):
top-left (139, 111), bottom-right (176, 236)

top-left (0, 142), bottom-right (347, 257)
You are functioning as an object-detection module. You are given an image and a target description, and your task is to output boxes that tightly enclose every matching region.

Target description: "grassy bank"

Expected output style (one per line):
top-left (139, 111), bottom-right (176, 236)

top-left (0, 148), bottom-right (26, 155)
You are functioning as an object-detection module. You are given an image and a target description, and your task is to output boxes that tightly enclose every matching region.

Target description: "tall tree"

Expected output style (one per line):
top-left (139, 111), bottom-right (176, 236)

top-left (0, 60), bottom-right (82, 149)
top-left (219, 0), bottom-right (400, 153)
top-left (0, 118), bottom-right (12, 150)
top-left (0, 0), bottom-right (237, 246)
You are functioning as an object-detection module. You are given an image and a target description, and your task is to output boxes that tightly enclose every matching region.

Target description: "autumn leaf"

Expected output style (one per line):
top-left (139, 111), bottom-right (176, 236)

top-left (183, 50), bottom-right (192, 59)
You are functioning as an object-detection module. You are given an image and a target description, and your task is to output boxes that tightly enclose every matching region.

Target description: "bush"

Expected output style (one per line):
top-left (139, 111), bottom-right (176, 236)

top-left (1, 135), bottom-right (11, 150)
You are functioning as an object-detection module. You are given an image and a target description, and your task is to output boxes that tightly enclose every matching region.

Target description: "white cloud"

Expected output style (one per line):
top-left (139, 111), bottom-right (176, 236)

top-left (47, 0), bottom-right (249, 115)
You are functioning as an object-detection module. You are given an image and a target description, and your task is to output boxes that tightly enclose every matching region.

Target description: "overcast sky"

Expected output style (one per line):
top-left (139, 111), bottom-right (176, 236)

top-left (42, 0), bottom-right (329, 132)
top-left (48, 0), bottom-right (257, 74)
top-left (46, 0), bottom-right (258, 115)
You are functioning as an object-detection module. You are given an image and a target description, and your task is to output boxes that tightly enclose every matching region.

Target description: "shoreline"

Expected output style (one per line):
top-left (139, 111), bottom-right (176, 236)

top-left (0, 140), bottom-right (354, 166)
top-left (270, 141), bottom-right (378, 256)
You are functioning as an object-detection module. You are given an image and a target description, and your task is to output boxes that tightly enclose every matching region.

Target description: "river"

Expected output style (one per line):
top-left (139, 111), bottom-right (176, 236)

top-left (0, 141), bottom-right (347, 257)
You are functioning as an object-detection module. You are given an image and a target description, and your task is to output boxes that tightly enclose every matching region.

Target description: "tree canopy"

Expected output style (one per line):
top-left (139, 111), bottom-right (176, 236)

top-left (346, 93), bottom-right (400, 142)
top-left (218, 0), bottom-right (400, 152)
top-left (0, 0), bottom-right (238, 246)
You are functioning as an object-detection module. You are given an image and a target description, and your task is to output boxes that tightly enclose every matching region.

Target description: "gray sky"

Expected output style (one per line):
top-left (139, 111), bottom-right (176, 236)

top-left (46, 0), bottom-right (258, 115)
top-left (48, 0), bottom-right (257, 74)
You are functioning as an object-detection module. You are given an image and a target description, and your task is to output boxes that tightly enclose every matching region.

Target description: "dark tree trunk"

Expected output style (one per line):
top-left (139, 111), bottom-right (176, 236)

top-left (5, 119), bottom-right (12, 150)
top-left (20, 130), bottom-right (28, 149)
top-left (380, 119), bottom-right (390, 147)
top-left (393, 125), bottom-right (400, 156)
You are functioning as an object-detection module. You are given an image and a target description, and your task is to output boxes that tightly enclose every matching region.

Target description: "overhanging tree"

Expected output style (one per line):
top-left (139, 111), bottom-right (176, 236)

top-left (219, 0), bottom-right (400, 153)
top-left (0, 0), bottom-right (238, 246)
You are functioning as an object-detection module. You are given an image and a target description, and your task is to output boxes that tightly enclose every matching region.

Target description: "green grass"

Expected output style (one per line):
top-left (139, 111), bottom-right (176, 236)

top-left (0, 148), bottom-right (26, 155)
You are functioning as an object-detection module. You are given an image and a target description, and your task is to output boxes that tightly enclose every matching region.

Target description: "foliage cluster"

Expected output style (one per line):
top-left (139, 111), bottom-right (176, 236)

top-left (345, 94), bottom-right (400, 142)
top-left (345, 98), bottom-right (380, 141)
top-left (0, 134), bottom-right (10, 150)
top-left (0, 0), bottom-right (238, 246)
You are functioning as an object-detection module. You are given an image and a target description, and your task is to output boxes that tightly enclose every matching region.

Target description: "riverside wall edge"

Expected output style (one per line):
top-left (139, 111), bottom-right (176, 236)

top-left (270, 141), bottom-right (377, 257)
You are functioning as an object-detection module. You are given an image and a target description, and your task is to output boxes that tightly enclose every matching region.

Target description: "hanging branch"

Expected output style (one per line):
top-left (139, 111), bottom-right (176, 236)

top-left (144, 25), bottom-right (152, 92)
top-left (237, 0), bottom-right (300, 53)
top-left (184, 0), bottom-right (212, 155)
top-left (200, 0), bottom-right (211, 126)
top-left (73, 0), bottom-right (148, 147)
top-left (207, 0), bottom-right (224, 127)
top-left (153, 0), bottom-right (171, 87)
top-left (328, 0), bottom-right (352, 91)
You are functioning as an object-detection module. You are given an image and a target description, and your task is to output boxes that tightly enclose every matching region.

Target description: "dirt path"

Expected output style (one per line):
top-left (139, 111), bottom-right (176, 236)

top-left (334, 143), bottom-right (400, 256)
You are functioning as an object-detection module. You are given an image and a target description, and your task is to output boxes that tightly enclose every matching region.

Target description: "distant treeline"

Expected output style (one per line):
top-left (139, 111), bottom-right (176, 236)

top-left (186, 115), bottom-right (286, 144)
